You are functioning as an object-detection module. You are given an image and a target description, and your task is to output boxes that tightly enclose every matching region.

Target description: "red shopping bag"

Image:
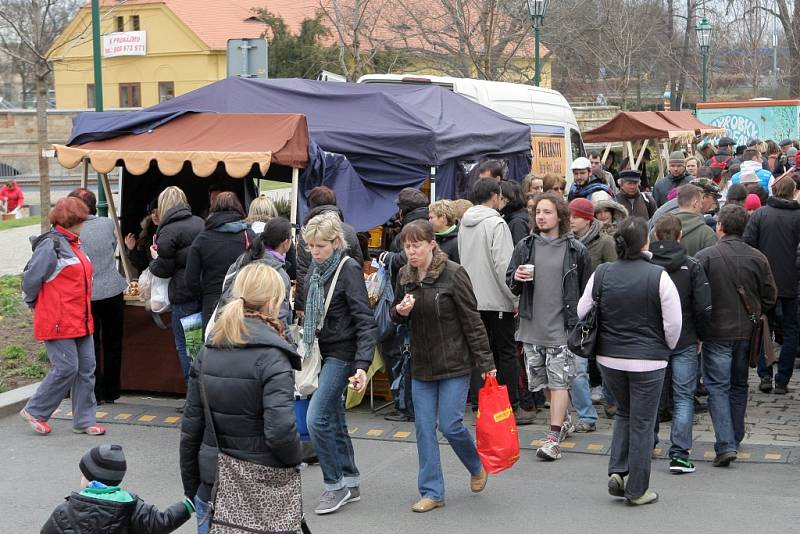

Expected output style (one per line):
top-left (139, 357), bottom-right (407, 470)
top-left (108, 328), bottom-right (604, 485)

top-left (476, 376), bottom-right (520, 474)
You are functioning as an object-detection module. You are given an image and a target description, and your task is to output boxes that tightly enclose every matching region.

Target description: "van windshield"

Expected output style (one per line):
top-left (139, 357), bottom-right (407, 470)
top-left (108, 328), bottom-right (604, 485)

top-left (570, 129), bottom-right (585, 160)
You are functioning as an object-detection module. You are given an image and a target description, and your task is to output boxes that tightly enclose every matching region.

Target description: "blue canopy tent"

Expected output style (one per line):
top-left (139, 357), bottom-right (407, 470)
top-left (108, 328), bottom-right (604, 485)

top-left (67, 77), bottom-right (532, 232)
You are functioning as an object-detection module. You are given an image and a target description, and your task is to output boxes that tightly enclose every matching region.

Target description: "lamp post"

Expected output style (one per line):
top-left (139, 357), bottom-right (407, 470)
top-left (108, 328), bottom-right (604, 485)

top-left (527, 0), bottom-right (549, 87)
top-left (696, 17), bottom-right (713, 103)
top-left (90, 0), bottom-right (108, 216)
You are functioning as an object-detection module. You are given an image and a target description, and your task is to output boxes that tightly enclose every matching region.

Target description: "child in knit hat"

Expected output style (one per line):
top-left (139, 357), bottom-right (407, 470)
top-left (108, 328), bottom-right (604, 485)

top-left (41, 444), bottom-right (193, 534)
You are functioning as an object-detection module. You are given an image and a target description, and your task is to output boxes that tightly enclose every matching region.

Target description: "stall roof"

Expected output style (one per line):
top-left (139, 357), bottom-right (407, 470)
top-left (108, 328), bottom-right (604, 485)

top-left (657, 111), bottom-right (726, 137)
top-left (582, 111), bottom-right (696, 143)
top-left (55, 113), bottom-right (309, 178)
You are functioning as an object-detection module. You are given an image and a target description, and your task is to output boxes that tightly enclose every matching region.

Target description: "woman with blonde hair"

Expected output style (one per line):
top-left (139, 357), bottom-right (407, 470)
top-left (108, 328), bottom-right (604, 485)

top-left (521, 173), bottom-right (544, 197)
top-left (149, 186), bottom-right (204, 383)
top-left (247, 195), bottom-right (279, 233)
top-left (180, 263), bottom-right (302, 532)
top-left (301, 211), bottom-right (377, 516)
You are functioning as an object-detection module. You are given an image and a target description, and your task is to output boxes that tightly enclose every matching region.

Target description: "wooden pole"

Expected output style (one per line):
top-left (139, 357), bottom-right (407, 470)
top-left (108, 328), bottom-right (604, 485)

top-left (81, 159), bottom-right (89, 189)
top-left (290, 167), bottom-right (299, 238)
top-left (634, 140), bottom-right (650, 170)
top-left (100, 172), bottom-right (134, 282)
top-left (625, 141), bottom-right (635, 168)
top-left (601, 144), bottom-right (612, 165)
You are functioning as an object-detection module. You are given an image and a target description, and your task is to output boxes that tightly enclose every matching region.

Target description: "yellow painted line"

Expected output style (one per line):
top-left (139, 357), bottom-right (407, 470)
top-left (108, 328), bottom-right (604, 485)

top-left (652, 448), bottom-right (662, 455)
top-left (765, 453), bottom-right (782, 460)
top-left (348, 427), bottom-right (358, 434)
top-left (560, 441), bottom-right (576, 449)
top-left (138, 415), bottom-right (156, 422)
top-left (703, 451), bottom-right (716, 458)
top-left (95, 411), bottom-right (107, 419)
top-left (587, 443), bottom-right (604, 451)
top-left (115, 413), bottom-right (132, 420)
top-left (164, 416), bottom-right (180, 424)
top-left (366, 429), bottom-right (384, 437)
top-left (393, 431), bottom-right (411, 439)
top-left (531, 439), bottom-right (544, 447)
top-left (738, 452), bottom-right (752, 460)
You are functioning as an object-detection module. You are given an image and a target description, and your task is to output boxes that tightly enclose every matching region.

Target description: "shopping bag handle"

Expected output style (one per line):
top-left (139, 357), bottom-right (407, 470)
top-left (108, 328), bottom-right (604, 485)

top-left (483, 375), bottom-right (499, 389)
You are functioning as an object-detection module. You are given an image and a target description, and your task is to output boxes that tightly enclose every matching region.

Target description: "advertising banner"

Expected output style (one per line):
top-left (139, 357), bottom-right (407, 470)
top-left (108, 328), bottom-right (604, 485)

top-left (696, 103), bottom-right (800, 146)
top-left (103, 31), bottom-right (146, 58)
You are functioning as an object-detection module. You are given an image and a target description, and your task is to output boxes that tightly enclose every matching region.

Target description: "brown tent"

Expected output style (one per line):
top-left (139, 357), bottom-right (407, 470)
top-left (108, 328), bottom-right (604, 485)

top-left (54, 112), bottom-right (310, 178)
top-left (582, 111), bottom-right (697, 143)
top-left (657, 111), bottom-right (726, 137)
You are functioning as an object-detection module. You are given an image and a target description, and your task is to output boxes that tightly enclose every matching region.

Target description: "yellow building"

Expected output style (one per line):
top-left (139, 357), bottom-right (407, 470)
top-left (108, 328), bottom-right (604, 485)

top-left (51, 0), bottom-right (264, 109)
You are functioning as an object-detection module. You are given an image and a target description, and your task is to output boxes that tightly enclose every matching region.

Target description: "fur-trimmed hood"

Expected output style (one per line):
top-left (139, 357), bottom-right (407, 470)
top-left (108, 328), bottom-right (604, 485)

top-left (399, 248), bottom-right (448, 286)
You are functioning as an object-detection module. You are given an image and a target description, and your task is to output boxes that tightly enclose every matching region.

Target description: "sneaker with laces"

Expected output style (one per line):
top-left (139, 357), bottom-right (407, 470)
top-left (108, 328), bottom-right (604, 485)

top-left (627, 490), bottom-right (658, 506)
top-left (559, 415), bottom-right (575, 441)
top-left (608, 474), bottom-right (625, 497)
top-left (20, 408), bottom-right (51, 435)
top-left (759, 377), bottom-right (773, 393)
top-left (345, 486), bottom-right (360, 503)
top-left (669, 457), bottom-right (696, 474)
top-left (536, 437), bottom-right (562, 461)
top-left (590, 386), bottom-right (604, 404)
top-left (573, 420), bottom-right (596, 433)
top-left (314, 488), bottom-right (352, 515)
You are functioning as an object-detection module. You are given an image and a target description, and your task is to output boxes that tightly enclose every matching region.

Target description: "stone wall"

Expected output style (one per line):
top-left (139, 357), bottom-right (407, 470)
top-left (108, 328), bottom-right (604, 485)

top-left (0, 109), bottom-right (79, 178)
top-left (572, 105), bottom-right (619, 135)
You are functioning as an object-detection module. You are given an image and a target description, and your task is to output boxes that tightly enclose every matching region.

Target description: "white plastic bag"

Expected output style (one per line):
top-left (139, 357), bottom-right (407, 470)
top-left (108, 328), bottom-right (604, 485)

top-left (138, 268), bottom-right (153, 303)
top-left (292, 324), bottom-right (322, 397)
top-left (150, 275), bottom-right (172, 314)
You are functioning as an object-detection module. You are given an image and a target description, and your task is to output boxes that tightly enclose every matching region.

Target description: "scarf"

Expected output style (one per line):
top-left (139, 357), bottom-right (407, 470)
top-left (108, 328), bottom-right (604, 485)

top-left (303, 248), bottom-right (344, 348)
top-left (435, 224), bottom-right (457, 237)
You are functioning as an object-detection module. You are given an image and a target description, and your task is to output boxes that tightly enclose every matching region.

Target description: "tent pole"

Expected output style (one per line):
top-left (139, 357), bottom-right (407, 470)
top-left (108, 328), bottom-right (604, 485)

top-left (634, 140), bottom-right (649, 170)
top-left (290, 167), bottom-right (299, 238)
top-left (81, 159), bottom-right (89, 189)
top-left (429, 166), bottom-right (436, 200)
top-left (625, 142), bottom-right (635, 169)
top-left (100, 172), bottom-right (133, 283)
top-left (601, 144), bottom-right (611, 165)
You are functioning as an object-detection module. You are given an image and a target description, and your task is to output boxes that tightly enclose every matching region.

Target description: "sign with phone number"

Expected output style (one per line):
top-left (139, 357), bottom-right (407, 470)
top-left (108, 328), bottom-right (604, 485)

top-left (103, 31), bottom-right (147, 58)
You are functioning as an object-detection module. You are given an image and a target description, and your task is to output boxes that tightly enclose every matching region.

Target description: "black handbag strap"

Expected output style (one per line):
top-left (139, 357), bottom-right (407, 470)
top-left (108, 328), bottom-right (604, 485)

top-left (591, 262), bottom-right (610, 304)
top-left (715, 245), bottom-right (757, 322)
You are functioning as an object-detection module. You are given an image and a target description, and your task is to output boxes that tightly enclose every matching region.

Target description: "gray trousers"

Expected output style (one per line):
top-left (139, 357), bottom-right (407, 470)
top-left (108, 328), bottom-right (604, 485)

top-left (600, 364), bottom-right (665, 500)
top-left (25, 336), bottom-right (97, 429)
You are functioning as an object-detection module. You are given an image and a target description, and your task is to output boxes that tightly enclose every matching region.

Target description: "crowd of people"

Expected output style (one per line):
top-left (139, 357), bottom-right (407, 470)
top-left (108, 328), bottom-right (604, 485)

top-left (17, 133), bottom-right (800, 531)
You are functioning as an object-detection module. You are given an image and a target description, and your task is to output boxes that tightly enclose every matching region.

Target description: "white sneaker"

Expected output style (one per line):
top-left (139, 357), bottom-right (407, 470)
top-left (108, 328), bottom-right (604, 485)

top-left (591, 386), bottom-right (604, 404)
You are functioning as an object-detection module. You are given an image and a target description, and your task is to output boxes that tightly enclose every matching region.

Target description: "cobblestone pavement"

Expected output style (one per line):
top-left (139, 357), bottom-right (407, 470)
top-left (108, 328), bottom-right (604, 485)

top-left (0, 224), bottom-right (37, 275)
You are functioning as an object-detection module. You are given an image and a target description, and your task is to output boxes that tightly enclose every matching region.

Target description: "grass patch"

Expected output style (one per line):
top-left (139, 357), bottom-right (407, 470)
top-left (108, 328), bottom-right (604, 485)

top-left (37, 345), bottom-right (48, 363)
top-left (0, 275), bottom-right (23, 316)
top-left (0, 215), bottom-right (39, 231)
top-left (2, 344), bottom-right (25, 360)
top-left (19, 362), bottom-right (46, 379)
top-left (0, 382), bottom-right (8, 394)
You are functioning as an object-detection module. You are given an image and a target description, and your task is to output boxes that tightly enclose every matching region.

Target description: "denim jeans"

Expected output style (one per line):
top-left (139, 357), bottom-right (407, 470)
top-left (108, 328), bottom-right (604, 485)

top-left (194, 496), bottom-right (210, 534)
top-left (703, 341), bottom-right (751, 453)
top-left (171, 301), bottom-right (201, 383)
top-left (600, 365), bottom-right (665, 500)
top-left (758, 297), bottom-right (798, 386)
top-left (412, 375), bottom-right (482, 502)
top-left (571, 356), bottom-right (598, 424)
top-left (307, 357), bottom-right (360, 491)
top-left (668, 346), bottom-right (698, 459)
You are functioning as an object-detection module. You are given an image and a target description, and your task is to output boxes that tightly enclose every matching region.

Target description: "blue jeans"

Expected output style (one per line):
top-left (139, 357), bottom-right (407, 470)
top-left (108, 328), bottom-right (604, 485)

top-left (194, 496), bottom-right (210, 534)
top-left (571, 356), bottom-right (598, 424)
top-left (307, 357), bottom-right (360, 491)
top-left (412, 375), bottom-right (482, 502)
top-left (758, 297), bottom-right (799, 386)
top-left (669, 346), bottom-right (698, 459)
top-left (171, 301), bottom-right (200, 383)
top-left (703, 341), bottom-right (750, 454)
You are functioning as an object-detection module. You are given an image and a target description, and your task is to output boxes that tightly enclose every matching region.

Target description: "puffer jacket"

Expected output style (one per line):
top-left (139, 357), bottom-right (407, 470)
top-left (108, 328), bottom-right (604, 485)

top-left (390, 249), bottom-right (494, 381)
top-left (389, 206), bottom-right (430, 252)
top-left (149, 206), bottom-right (204, 305)
top-left (506, 232), bottom-right (591, 330)
top-left (435, 224), bottom-right (460, 263)
top-left (41, 489), bottom-right (190, 534)
top-left (743, 196), bottom-right (800, 298)
top-left (180, 318), bottom-right (302, 502)
top-left (23, 227), bottom-right (94, 341)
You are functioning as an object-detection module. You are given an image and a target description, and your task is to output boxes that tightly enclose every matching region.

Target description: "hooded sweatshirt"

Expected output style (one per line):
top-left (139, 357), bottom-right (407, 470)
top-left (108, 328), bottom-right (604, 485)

top-left (732, 160), bottom-right (773, 191)
top-left (457, 205), bottom-right (518, 312)
top-left (649, 211), bottom-right (717, 257)
top-left (516, 234), bottom-right (568, 345)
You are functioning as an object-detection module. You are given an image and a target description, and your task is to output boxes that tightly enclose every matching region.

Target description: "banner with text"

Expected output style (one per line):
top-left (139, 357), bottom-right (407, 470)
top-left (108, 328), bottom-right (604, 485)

top-left (103, 31), bottom-right (146, 58)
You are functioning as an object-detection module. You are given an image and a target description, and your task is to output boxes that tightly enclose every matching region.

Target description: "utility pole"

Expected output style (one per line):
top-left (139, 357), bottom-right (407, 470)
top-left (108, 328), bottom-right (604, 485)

top-left (91, 0), bottom-right (107, 216)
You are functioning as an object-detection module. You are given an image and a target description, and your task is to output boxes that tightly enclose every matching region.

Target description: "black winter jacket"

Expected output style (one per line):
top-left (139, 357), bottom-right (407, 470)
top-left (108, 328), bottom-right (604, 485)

top-left (506, 233), bottom-right (591, 331)
top-left (649, 240), bottom-right (712, 349)
top-left (149, 207), bottom-right (204, 305)
top-left (743, 196), bottom-right (800, 298)
top-left (389, 207), bottom-right (430, 252)
top-left (696, 236), bottom-right (778, 341)
top-left (185, 211), bottom-right (255, 329)
top-left (295, 205), bottom-right (363, 312)
top-left (179, 318), bottom-right (302, 502)
top-left (653, 172), bottom-right (692, 206)
top-left (435, 225), bottom-right (460, 264)
top-left (41, 492), bottom-right (190, 534)
top-left (504, 207), bottom-right (531, 245)
top-left (390, 249), bottom-right (494, 381)
top-left (308, 256), bottom-right (378, 371)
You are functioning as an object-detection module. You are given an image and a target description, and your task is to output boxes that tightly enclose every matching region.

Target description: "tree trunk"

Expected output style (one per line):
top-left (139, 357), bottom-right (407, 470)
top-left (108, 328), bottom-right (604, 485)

top-left (35, 69), bottom-right (50, 231)
top-left (674, 0), bottom-right (695, 109)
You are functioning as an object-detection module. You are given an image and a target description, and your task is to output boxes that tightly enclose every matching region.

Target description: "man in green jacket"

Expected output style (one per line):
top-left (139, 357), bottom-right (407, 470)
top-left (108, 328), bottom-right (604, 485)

top-left (650, 184), bottom-right (717, 257)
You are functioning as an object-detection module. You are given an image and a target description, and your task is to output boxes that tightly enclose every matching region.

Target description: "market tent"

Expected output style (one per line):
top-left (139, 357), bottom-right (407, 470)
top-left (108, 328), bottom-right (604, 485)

top-left (657, 111), bottom-right (726, 137)
top-left (582, 111), bottom-right (696, 143)
top-left (66, 77), bottom-right (532, 231)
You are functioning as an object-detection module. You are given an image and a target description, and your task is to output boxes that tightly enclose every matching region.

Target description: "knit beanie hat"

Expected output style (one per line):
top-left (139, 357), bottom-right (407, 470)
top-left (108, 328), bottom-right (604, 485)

top-left (744, 194), bottom-right (762, 211)
top-left (569, 198), bottom-right (595, 222)
top-left (669, 151), bottom-right (687, 164)
top-left (80, 444), bottom-right (127, 486)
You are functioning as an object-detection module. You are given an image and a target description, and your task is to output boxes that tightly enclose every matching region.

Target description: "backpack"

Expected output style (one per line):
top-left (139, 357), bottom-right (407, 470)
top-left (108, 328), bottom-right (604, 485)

top-left (708, 155), bottom-right (732, 179)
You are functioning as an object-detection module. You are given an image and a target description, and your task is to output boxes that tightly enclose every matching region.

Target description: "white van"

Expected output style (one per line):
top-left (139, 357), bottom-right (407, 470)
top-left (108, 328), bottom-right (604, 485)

top-left (357, 74), bottom-right (585, 178)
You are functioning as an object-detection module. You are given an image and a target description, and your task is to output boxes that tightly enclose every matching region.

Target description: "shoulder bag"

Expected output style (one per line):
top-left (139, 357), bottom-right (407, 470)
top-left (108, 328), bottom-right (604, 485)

top-left (198, 357), bottom-right (304, 534)
top-left (567, 263), bottom-right (610, 359)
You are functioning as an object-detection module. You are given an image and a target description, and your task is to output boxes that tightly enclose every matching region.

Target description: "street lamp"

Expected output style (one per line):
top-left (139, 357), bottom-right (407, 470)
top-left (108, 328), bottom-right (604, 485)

top-left (696, 17), bottom-right (713, 102)
top-left (527, 0), bottom-right (549, 87)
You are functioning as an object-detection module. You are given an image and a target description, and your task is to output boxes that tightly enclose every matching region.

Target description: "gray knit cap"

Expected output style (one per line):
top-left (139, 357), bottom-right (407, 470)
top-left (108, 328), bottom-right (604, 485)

top-left (79, 444), bottom-right (127, 486)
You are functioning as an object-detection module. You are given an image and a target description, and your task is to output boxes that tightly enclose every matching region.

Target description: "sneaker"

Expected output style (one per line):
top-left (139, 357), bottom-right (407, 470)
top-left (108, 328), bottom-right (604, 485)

top-left (20, 408), bottom-right (51, 435)
top-left (712, 451), bottom-right (737, 467)
top-left (627, 490), bottom-right (658, 506)
top-left (345, 486), bottom-right (360, 503)
top-left (608, 474), bottom-right (625, 497)
top-left (669, 457), bottom-right (696, 474)
top-left (774, 383), bottom-right (789, 395)
top-left (536, 437), bottom-right (562, 461)
top-left (590, 386), bottom-right (604, 404)
top-left (314, 488), bottom-right (352, 515)
top-left (559, 415), bottom-right (575, 441)
top-left (72, 424), bottom-right (106, 436)
top-left (514, 407), bottom-right (536, 426)
top-left (573, 420), bottom-right (596, 433)
top-left (759, 377), bottom-right (773, 393)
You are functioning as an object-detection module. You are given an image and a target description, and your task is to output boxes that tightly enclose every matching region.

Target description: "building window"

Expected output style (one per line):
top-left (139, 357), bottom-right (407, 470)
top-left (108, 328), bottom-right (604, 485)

top-left (131, 15), bottom-right (140, 31)
top-left (158, 81), bottom-right (175, 103)
top-left (87, 84), bottom-right (95, 109)
top-left (119, 83), bottom-right (141, 107)
top-left (115, 16), bottom-right (124, 32)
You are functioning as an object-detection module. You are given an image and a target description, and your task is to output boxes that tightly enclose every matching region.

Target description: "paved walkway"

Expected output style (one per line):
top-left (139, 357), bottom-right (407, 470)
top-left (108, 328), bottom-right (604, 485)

top-left (0, 224), bottom-right (37, 275)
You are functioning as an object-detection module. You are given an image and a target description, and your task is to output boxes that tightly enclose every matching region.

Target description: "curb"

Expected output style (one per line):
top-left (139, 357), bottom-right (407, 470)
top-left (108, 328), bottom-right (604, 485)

top-left (0, 382), bottom-right (40, 418)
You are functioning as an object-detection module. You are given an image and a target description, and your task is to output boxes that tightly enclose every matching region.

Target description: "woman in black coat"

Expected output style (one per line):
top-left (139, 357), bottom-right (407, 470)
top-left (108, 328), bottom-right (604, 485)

top-left (500, 180), bottom-right (531, 245)
top-left (179, 262), bottom-right (302, 533)
top-left (185, 192), bottom-right (255, 331)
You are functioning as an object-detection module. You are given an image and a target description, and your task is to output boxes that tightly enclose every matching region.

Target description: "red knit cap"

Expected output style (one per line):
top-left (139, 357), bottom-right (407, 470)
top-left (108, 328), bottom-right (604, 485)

top-left (569, 198), bottom-right (595, 221)
top-left (744, 194), bottom-right (762, 211)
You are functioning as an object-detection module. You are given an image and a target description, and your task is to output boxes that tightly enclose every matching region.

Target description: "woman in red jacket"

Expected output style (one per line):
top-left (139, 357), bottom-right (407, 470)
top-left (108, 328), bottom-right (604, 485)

top-left (0, 179), bottom-right (24, 217)
top-left (20, 197), bottom-right (106, 436)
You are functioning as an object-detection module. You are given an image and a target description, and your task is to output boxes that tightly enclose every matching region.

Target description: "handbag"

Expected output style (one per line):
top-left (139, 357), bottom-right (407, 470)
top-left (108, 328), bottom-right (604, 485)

top-left (372, 261), bottom-right (397, 343)
top-left (198, 357), bottom-right (304, 534)
top-left (294, 256), bottom-right (348, 396)
top-left (567, 263), bottom-right (610, 359)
